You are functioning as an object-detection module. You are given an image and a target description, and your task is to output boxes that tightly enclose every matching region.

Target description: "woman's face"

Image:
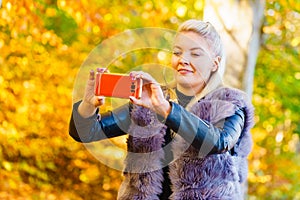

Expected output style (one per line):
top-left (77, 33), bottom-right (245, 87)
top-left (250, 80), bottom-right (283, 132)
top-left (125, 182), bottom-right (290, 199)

top-left (171, 31), bottom-right (218, 95)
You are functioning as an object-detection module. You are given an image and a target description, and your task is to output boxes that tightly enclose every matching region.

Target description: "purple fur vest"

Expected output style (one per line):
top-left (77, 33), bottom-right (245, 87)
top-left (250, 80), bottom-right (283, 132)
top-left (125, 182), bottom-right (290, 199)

top-left (117, 87), bottom-right (254, 200)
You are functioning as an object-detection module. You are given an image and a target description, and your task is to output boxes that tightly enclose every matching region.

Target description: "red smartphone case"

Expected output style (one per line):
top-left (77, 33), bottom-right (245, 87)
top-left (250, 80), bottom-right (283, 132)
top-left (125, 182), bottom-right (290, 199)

top-left (95, 73), bottom-right (142, 99)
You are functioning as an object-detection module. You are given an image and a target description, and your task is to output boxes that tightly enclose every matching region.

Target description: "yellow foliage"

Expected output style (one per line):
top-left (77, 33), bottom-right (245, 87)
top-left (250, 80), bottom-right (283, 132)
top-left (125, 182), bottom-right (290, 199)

top-left (1, 0), bottom-right (299, 199)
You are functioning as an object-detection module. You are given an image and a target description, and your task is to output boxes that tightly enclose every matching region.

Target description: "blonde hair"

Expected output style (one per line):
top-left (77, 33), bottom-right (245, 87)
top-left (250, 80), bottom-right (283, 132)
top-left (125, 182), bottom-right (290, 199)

top-left (177, 19), bottom-right (226, 76)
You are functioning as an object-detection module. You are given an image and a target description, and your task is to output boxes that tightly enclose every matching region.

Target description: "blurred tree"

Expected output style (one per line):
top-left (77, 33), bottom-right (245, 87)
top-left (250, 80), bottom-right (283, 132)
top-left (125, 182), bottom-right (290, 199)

top-left (249, 0), bottom-right (300, 198)
top-left (203, 0), bottom-right (266, 196)
top-left (204, 0), bottom-right (265, 96)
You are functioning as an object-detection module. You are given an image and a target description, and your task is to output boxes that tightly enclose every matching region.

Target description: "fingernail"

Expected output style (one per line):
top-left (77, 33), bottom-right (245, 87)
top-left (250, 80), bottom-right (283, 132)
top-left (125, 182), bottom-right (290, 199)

top-left (130, 74), bottom-right (135, 81)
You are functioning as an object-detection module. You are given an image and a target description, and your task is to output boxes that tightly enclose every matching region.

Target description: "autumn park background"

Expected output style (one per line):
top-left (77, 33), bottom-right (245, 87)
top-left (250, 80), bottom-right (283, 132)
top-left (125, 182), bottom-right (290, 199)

top-left (1, 0), bottom-right (300, 199)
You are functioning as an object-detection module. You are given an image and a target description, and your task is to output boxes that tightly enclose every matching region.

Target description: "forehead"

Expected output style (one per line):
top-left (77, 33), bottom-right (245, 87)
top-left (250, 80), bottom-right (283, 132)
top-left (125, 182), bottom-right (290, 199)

top-left (173, 31), bottom-right (210, 51)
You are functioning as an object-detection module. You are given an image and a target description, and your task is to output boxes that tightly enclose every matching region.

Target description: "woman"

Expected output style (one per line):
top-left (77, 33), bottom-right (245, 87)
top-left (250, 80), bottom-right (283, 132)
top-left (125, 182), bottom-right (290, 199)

top-left (69, 19), bottom-right (254, 199)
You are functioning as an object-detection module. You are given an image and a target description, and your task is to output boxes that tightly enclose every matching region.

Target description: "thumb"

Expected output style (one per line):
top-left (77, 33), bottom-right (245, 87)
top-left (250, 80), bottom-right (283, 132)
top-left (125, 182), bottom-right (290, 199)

top-left (129, 96), bottom-right (137, 104)
top-left (129, 96), bottom-right (143, 106)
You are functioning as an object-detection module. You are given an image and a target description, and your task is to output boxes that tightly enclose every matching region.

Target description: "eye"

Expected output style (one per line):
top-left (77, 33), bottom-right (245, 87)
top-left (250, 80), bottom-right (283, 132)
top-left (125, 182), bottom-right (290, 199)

top-left (191, 52), bottom-right (202, 57)
top-left (173, 51), bottom-right (182, 56)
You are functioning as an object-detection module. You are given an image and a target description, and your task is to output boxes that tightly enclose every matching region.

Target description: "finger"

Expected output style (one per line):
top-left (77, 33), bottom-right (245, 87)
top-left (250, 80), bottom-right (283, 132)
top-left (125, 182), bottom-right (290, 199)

top-left (129, 71), bottom-right (138, 81)
top-left (130, 71), bottom-right (157, 84)
top-left (89, 70), bottom-right (95, 81)
top-left (97, 96), bottom-right (105, 105)
top-left (97, 67), bottom-right (109, 73)
top-left (150, 82), bottom-right (161, 88)
top-left (93, 96), bottom-right (105, 107)
top-left (129, 72), bottom-right (136, 81)
top-left (129, 96), bottom-right (142, 105)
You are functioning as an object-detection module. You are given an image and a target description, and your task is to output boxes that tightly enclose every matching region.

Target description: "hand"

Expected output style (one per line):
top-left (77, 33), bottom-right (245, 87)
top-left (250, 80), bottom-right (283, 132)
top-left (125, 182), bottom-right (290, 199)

top-left (129, 71), bottom-right (171, 118)
top-left (78, 68), bottom-right (107, 118)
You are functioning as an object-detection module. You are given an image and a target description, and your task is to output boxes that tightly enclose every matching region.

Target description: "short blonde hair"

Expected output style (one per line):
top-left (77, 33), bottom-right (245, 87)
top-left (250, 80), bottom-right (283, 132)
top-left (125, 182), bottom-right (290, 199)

top-left (177, 19), bottom-right (224, 58)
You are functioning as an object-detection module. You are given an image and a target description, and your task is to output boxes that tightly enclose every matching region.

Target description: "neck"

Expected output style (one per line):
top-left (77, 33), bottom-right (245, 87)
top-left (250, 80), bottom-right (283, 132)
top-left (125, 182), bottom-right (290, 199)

top-left (184, 72), bottom-right (224, 110)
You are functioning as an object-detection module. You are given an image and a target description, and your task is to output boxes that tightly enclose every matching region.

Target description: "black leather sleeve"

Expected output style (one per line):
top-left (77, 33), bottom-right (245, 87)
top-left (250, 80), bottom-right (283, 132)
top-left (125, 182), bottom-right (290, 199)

top-left (69, 101), bottom-right (131, 143)
top-left (165, 102), bottom-right (245, 155)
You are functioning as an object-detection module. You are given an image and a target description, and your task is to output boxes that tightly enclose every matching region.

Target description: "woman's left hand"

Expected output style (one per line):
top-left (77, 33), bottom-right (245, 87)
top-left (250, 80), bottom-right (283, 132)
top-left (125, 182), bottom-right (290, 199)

top-left (129, 71), bottom-right (171, 118)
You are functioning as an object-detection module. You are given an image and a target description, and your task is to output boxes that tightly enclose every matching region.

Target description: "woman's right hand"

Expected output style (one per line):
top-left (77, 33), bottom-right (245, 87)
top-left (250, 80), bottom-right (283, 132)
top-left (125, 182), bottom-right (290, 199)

top-left (78, 68), bottom-right (106, 118)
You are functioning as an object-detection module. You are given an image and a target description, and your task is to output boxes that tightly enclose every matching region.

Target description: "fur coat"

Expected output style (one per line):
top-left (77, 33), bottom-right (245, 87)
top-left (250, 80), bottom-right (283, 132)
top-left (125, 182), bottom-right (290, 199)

top-left (117, 87), bottom-right (254, 200)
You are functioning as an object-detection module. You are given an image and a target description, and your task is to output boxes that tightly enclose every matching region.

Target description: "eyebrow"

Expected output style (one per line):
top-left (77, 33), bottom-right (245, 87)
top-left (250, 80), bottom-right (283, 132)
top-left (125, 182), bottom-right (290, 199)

top-left (173, 46), bottom-right (205, 51)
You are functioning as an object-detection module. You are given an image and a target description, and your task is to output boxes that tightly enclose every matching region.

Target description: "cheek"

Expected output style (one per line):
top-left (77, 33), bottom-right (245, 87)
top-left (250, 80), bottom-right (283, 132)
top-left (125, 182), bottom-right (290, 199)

top-left (192, 59), bottom-right (213, 71)
top-left (191, 62), bottom-right (213, 78)
top-left (171, 56), bottom-right (179, 69)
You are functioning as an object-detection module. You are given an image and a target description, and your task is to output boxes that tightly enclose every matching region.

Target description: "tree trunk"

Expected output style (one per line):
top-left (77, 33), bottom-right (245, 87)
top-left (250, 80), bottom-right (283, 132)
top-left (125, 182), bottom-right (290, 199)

top-left (203, 0), bottom-right (265, 198)
top-left (204, 0), bottom-right (265, 97)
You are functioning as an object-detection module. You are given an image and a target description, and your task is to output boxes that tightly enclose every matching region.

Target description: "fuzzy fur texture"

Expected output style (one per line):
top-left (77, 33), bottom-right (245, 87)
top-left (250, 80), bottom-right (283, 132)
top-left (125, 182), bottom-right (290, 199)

top-left (117, 87), bottom-right (254, 200)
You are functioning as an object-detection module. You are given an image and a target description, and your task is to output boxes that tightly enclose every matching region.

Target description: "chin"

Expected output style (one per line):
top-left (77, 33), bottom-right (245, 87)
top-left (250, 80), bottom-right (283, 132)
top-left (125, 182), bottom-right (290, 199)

top-left (176, 76), bottom-right (204, 91)
top-left (176, 78), bottom-right (195, 88)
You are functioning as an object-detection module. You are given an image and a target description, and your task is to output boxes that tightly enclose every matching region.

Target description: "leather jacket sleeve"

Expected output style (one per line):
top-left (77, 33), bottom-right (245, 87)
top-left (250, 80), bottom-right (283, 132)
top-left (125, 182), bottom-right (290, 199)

top-left (165, 102), bottom-right (245, 155)
top-left (69, 101), bottom-right (131, 143)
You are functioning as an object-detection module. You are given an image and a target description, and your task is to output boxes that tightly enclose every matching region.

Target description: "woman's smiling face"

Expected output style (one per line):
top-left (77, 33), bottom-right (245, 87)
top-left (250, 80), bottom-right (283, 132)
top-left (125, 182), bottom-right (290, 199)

top-left (172, 31), bottom-right (218, 95)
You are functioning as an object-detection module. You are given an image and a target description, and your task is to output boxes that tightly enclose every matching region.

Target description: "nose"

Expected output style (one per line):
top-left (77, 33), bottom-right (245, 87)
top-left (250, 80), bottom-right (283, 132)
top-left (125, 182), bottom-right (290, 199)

top-left (179, 56), bottom-right (190, 65)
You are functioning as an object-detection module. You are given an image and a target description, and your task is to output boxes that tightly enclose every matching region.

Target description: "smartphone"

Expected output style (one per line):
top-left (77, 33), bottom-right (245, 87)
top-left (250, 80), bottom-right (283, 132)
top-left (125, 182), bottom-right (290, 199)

top-left (95, 72), bottom-right (143, 99)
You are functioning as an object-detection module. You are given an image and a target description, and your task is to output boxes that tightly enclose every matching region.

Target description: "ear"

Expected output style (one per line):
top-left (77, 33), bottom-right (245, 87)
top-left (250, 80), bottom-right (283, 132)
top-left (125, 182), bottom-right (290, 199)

top-left (212, 56), bottom-right (221, 72)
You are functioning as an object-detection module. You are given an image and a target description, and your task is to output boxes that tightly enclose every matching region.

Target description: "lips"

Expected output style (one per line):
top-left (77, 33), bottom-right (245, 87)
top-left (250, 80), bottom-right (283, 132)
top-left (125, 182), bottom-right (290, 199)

top-left (177, 68), bottom-right (194, 74)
